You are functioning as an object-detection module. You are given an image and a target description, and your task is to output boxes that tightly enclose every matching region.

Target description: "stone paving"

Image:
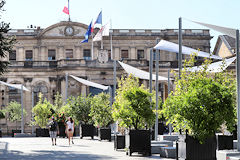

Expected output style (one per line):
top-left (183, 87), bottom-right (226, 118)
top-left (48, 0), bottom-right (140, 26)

top-left (0, 137), bottom-right (174, 160)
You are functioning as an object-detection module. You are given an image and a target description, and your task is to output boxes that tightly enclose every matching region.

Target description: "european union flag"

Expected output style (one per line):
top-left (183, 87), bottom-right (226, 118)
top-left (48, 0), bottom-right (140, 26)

top-left (81, 21), bottom-right (92, 43)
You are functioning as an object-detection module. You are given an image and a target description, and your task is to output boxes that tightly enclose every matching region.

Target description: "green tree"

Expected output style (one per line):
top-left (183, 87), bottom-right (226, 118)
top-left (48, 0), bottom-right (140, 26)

top-left (4, 101), bottom-right (26, 129)
top-left (113, 75), bottom-right (155, 130)
top-left (32, 93), bottom-right (53, 128)
top-left (67, 95), bottom-right (93, 125)
top-left (162, 55), bottom-right (236, 143)
top-left (89, 93), bottom-right (113, 128)
top-left (0, 0), bottom-right (16, 75)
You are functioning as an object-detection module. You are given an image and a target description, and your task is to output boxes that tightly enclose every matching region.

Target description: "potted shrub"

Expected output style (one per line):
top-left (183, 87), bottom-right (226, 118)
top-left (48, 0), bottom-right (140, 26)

top-left (4, 101), bottom-right (26, 137)
top-left (89, 92), bottom-right (113, 141)
top-left (32, 93), bottom-right (53, 137)
top-left (68, 95), bottom-right (94, 139)
top-left (113, 75), bottom-right (155, 156)
top-left (163, 56), bottom-right (236, 159)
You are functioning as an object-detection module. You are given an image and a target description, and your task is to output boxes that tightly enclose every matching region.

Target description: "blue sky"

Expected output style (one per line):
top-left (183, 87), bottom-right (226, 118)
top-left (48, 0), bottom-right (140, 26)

top-left (2, 0), bottom-right (240, 51)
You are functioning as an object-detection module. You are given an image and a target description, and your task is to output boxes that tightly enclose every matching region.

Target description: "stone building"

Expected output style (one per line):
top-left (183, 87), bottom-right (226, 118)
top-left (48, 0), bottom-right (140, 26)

top-left (0, 21), bottom-right (212, 134)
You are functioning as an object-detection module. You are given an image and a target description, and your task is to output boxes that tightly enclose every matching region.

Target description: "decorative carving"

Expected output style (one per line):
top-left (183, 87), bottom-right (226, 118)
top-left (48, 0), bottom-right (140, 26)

top-left (49, 77), bottom-right (57, 82)
top-left (0, 78), bottom-right (7, 82)
top-left (24, 78), bottom-right (32, 83)
top-left (98, 49), bottom-right (109, 63)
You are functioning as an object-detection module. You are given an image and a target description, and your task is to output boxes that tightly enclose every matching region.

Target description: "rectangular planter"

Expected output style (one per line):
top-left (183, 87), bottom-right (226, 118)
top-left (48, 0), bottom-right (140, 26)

top-left (58, 122), bottom-right (66, 138)
top-left (177, 134), bottom-right (216, 160)
top-left (36, 128), bottom-right (49, 137)
top-left (12, 129), bottom-right (21, 137)
top-left (216, 135), bottom-right (233, 150)
top-left (125, 130), bottom-right (151, 156)
top-left (99, 128), bottom-right (111, 141)
top-left (114, 135), bottom-right (125, 150)
top-left (80, 124), bottom-right (94, 139)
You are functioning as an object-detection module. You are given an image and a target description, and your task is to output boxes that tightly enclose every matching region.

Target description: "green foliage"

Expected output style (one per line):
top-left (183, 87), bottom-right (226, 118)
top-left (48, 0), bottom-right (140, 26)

top-left (113, 75), bottom-right (155, 130)
top-left (0, 0), bottom-right (16, 75)
top-left (32, 93), bottom-right (53, 128)
top-left (4, 101), bottom-right (26, 122)
top-left (89, 93), bottom-right (113, 128)
top-left (163, 55), bottom-right (236, 143)
top-left (53, 92), bottom-right (64, 111)
top-left (67, 95), bottom-right (93, 125)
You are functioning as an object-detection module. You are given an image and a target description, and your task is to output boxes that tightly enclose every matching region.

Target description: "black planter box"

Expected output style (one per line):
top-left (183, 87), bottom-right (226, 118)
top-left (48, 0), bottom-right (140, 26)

top-left (125, 130), bottom-right (151, 156)
top-left (114, 135), bottom-right (125, 150)
top-left (177, 135), bottom-right (216, 160)
top-left (99, 128), bottom-right (111, 141)
top-left (58, 122), bottom-right (66, 138)
top-left (216, 135), bottom-right (233, 150)
top-left (0, 129), bottom-right (2, 137)
top-left (36, 128), bottom-right (50, 137)
top-left (80, 124), bottom-right (95, 139)
top-left (12, 129), bottom-right (21, 137)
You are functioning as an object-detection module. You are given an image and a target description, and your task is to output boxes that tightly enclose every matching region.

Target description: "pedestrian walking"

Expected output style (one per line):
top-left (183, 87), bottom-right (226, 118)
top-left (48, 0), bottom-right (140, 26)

top-left (66, 117), bottom-right (74, 145)
top-left (49, 117), bottom-right (58, 146)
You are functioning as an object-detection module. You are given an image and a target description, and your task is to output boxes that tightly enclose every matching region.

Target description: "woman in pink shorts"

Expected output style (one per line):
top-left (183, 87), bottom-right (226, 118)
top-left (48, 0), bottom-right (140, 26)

top-left (66, 117), bottom-right (74, 145)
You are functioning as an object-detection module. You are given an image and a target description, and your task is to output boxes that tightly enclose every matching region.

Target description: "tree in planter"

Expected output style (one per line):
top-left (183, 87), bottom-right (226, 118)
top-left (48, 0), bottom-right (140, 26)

top-left (90, 93), bottom-right (113, 128)
top-left (162, 55), bottom-right (236, 159)
top-left (4, 101), bottom-right (26, 130)
top-left (112, 75), bottom-right (155, 130)
top-left (89, 93), bottom-right (113, 141)
top-left (32, 93), bottom-right (53, 128)
top-left (112, 75), bottom-right (155, 156)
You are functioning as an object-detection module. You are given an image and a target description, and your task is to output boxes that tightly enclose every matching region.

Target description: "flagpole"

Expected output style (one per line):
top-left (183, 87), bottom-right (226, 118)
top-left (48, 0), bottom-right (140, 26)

top-left (91, 34), bottom-right (94, 60)
top-left (236, 29), bottom-right (240, 151)
top-left (68, 0), bottom-right (70, 21)
top-left (178, 17), bottom-right (182, 79)
top-left (101, 10), bottom-right (103, 49)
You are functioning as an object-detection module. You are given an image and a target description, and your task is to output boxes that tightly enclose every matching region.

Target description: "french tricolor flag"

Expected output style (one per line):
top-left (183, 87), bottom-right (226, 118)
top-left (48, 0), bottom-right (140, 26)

top-left (62, 0), bottom-right (69, 15)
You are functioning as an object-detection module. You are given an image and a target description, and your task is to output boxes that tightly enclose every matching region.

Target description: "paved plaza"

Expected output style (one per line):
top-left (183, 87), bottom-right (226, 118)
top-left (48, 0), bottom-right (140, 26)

top-left (0, 137), bottom-right (174, 160)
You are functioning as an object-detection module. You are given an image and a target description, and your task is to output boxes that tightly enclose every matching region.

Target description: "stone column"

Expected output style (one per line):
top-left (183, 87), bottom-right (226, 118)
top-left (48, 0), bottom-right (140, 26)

top-left (24, 79), bottom-right (32, 127)
top-left (61, 77), bottom-right (67, 102)
top-left (146, 48), bottom-right (151, 61)
top-left (114, 47), bottom-right (120, 60)
top-left (130, 47), bottom-right (136, 59)
top-left (57, 46), bottom-right (64, 60)
top-left (18, 47), bottom-right (24, 61)
top-left (81, 85), bottom-right (87, 97)
top-left (93, 46), bottom-right (98, 60)
top-left (40, 46), bottom-right (46, 61)
top-left (75, 46), bottom-right (81, 59)
top-left (33, 46), bottom-right (39, 61)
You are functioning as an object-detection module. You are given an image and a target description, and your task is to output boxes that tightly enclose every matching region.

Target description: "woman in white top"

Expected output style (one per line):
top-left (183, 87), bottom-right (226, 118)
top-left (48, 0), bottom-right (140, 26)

top-left (66, 117), bottom-right (74, 145)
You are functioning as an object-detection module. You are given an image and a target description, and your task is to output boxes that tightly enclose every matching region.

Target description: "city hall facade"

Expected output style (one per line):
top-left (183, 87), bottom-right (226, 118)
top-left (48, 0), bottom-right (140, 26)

top-left (0, 21), bottom-right (212, 133)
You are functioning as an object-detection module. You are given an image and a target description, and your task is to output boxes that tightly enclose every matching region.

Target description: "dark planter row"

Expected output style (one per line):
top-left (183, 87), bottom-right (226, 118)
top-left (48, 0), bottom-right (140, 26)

top-left (12, 129), bottom-right (21, 137)
top-left (36, 128), bottom-right (49, 137)
top-left (177, 134), bottom-right (233, 160)
top-left (80, 124), bottom-right (95, 139)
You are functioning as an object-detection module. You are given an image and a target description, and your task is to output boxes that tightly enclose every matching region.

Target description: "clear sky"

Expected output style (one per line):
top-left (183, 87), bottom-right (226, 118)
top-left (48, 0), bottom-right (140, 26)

top-left (2, 0), bottom-right (240, 51)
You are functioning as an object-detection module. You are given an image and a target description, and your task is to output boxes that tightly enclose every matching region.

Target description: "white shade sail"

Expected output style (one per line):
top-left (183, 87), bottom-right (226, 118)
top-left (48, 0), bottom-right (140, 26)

top-left (179, 56), bottom-right (236, 73)
top-left (0, 81), bottom-right (30, 92)
top-left (191, 20), bottom-right (237, 39)
top-left (154, 40), bottom-right (222, 60)
top-left (69, 75), bottom-right (109, 90)
top-left (118, 61), bottom-right (169, 81)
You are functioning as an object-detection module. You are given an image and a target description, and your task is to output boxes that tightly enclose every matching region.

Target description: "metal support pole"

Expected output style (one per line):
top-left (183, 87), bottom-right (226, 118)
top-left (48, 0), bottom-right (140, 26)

top-left (178, 17), bottom-right (182, 79)
top-left (65, 73), bottom-right (68, 103)
top-left (113, 60), bottom-right (116, 100)
top-left (91, 35), bottom-right (94, 60)
top-left (32, 91), bottom-right (34, 134)
top-left (168, 69), bottom-right (172, 135)
top-left (21, 84), bottom-right (24, 134)
top-left (236, 29), bottom-right (240, 151)
top-left (155, 49), bottom-right (159, 141)
top-left (149, 49), bottom-right (153, 104)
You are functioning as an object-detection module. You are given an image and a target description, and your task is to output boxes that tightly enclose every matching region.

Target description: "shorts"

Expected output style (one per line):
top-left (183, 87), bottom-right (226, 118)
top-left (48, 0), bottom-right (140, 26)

top-left (49, 131), bottom-right (57, 138)
top-left (67, 129), bottom-right (73, 134)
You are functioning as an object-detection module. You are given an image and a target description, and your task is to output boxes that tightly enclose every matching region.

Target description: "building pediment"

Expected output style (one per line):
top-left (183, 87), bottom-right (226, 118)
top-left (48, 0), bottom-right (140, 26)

top-left (38, 21), bottom-right (88, 38)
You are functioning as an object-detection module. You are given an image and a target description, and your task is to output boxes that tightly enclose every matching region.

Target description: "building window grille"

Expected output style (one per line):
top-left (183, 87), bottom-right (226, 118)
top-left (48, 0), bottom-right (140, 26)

top-left (65, 49), bottom-right (73, 59)
top-left (137, 50), bottom-right (144, 59)
top-left (108, 50), bottom-right (111, 60)
top-left (9, 50), bottom-right (16, 61)
top-left (83, 49), bottom-right (91, 60)
top-left (48, 49), bottom-right (56, 60)
top-left (25, 50), bottom-right (33, 61)
top-left (121, 50), bottom-right (129, 59)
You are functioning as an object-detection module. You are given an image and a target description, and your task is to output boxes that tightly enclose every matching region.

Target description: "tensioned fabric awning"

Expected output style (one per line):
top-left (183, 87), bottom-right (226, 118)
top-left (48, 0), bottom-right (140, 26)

top-left (179, 56), bottom-right (236, 73)
top-left (154, 40), bottom-right (222, 60)
top-left (191, 20), bottom-right (237, 39)
top-left (69, 75), bottom-right (109, 90)
top-left (0, 81), bottom-right (30, 92)
top-left (118, 61), bottom-right (169, 81)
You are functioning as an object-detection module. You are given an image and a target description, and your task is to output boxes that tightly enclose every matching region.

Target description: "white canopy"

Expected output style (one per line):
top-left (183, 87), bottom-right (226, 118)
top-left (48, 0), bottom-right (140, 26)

top-left (118, 61), bottom-right (169, 81)
top-left (154, 40), bottom-right (222, 60)
top-left (180, 56), bottom-right (236, 73)
top-left (191, 20), bottom-right (237, 39)
top-left (0, 81), bottom-right (30, 92)
top-left (69, 75), bottom-right (109, 90)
